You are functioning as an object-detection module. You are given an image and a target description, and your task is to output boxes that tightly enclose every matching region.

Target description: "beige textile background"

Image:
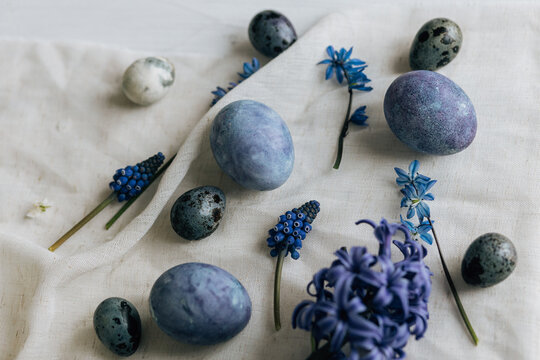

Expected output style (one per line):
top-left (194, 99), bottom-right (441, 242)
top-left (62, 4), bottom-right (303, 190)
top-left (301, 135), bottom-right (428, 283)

top-left (1, 2), bottom-right (539, 359)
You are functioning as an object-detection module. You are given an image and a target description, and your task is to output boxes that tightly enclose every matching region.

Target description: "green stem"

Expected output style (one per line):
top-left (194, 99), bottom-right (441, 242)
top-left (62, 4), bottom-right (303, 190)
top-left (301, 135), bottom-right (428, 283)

top-left (274, 249), bottom-right (286, 331)
top-left (428, 217), bottom-right (479, 345)
top-left (333, 86), bottom-right (353, 170)
top-left (105, 155), bottom-right (176, 230)
top-left (48, 192), bottom-right (116, 252)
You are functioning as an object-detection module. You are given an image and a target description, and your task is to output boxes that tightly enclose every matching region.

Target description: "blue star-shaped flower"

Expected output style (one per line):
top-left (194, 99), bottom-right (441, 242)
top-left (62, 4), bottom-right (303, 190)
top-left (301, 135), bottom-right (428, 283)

top-left (318, 46), bottom-right (368, 85)
top-left (394, 160), bottom-right (431, 187)
top-left (400, 215), bottom-right (434, 245)
top-left (400, 180), bottom-right (436, 221)
top-left (349, 106), bottom-right (368, 126)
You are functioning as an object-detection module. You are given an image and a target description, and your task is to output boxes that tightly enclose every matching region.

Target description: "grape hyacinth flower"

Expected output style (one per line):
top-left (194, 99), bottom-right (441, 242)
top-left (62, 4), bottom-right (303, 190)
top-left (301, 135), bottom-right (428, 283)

top-left (318, 46), bottom-right (373, 169)
top-left (395, 160), bottom-right (478, 345)
top-left (293, 219), bottom-right (432, 359)
top-left (211, 57), bottom-right (260, 106)
top-left (267, 200), bottom-right (320, 331)
top-left (48, 153), bottom-right (173, 252)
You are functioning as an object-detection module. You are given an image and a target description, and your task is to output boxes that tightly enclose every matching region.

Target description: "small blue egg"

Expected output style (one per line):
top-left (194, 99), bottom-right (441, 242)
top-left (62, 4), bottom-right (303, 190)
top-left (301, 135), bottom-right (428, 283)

top-left (170, 186), bottom-right (226, 240)
top-left (461, 233), bottom-right (517, 287)
top-left (248, 10), bottom-right (297, 58)
top-left (149, 263), bottom-right (252, 345)
top-left (93, 297), bottom-right (141, 357)
top-left (210, 100), bottom-right (294, 191)
top-left (384, 70), bottom-right (476, 155)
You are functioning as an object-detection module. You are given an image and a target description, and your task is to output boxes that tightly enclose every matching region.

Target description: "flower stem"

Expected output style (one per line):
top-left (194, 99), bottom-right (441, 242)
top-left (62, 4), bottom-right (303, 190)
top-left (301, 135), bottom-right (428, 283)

top-left (273, 249), bottom-right (286, 331)
top-left (427, 217), bottom-right (479, 345)
top-left (48, 192), bottom-right (116, 252)
top-left (105, 154), bottom-right (176, 230)
top-left (333, 87), bottom-right (353, 170)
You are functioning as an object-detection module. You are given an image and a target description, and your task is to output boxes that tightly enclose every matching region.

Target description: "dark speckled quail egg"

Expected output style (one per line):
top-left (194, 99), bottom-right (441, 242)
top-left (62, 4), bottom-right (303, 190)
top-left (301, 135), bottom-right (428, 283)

top-left (93, 297), bottom-right (142, 357)
top-left (170, 186), bottom-right (226, 240)
top-left (409, 18), bottom-right (463, 71)
top-left (248, 10), bottom-right (297, 58)
top-left (122, 56), bottom-right (175, 106)
top-left (461, 233), bottom-right (517, 287)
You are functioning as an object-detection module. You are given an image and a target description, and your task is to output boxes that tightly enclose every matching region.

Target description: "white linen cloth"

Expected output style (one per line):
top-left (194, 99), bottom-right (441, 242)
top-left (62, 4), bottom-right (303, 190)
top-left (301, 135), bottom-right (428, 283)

top-left (1, 2), bottom-right (539, 359)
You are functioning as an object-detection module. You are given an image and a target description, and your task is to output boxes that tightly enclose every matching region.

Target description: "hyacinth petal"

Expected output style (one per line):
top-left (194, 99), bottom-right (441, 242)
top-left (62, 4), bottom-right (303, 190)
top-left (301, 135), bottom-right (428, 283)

top-left (423, 193), bottom-right (435, 201)
top-left (330, 321), bottom-right (348, 352)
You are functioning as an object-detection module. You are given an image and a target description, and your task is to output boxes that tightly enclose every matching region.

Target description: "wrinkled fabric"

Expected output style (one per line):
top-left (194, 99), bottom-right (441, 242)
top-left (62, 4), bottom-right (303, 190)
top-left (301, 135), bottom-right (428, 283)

top-left (1, 3), bottom-right (539, 359)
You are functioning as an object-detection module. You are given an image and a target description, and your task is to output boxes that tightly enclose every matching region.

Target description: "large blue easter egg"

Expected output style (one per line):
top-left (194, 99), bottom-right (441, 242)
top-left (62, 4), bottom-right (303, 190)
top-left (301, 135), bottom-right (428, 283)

top-left (149, 263), bottom-right (252, 345)
top-left (210, 100), bottom-right (294, 190)
top-left (384, 70), bottom-right (476, 155)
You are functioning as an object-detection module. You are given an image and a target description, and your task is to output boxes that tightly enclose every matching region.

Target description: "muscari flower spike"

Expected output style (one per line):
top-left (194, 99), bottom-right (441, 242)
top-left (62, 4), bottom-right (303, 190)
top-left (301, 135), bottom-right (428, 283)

top-left (48, 152), bottom-right (169, 252)
top-left (267, 200), bottom-right (320, 331)
top-left (211, 57), bottom-right (260, 106)
top-left (319, 46), bottom-right (372, 170)
top-left (109, 152), bottom-right (165, 202)
top-left (394, 160), bottom-right (478, 345)
top-left (292, 219), bottom-right (432, 359)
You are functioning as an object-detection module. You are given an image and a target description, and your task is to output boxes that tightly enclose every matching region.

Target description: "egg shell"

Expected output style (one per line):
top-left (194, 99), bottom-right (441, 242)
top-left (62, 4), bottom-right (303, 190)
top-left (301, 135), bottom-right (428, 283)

top-left (122, 57), bottom-right (175, 106)
top-left (149, 263), bottom-right (252, 345)
top-left (410, 18), bottom-right (463, 71)
top-left (384, 70), bottom-right (476, 155)
top-left (170, 186), bottom-right (226, 240)
top-left (248, 10), bottom-right (297, 58)
top-left (461, 233), bottom-right (517, 287)
top-left (210, 100), bottom-right (294, 191)
top-left (93, 297), bottom-right (142, 357)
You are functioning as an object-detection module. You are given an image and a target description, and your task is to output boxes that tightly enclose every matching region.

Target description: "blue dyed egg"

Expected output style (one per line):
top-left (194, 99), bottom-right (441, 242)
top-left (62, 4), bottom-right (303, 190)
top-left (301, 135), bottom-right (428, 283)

top-left (462, 233), bottom-right (517, 287)
top-left (210, 100), bottom-right (294, 191)
top-left (248, 10), bottom-right (297, 58)
top-left (384, 70), bottom-right (476, 155)
top-left (170, 186), bottom-right (226, 240)
top-left (93, 297), bottom-right (141, 357)
top-left (149, 263), bottom-right (252, 345)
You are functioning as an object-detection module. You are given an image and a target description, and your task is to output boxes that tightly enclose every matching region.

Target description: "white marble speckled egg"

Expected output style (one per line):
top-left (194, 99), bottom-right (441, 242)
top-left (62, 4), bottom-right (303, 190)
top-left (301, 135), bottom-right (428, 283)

top-left (122, 57), bottom-right (175, 106)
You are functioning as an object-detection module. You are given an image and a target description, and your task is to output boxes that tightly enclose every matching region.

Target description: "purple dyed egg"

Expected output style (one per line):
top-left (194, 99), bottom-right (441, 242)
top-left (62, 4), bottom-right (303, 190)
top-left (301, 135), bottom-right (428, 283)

top-left (149, 263), bottom-right (252, 345)
top-left (384, 70), bottom-right (476, 155)
top-left (210, 100), bottom-right (294, 191)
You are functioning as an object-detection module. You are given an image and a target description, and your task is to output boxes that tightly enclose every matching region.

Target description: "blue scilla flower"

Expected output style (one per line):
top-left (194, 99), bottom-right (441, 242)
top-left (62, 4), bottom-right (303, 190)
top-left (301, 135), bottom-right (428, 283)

top-left (268, 200), bottom-right (320, 331)
top-left (319, 45), bottom-right (373, 169)
top-left (394, 160), bottom-right (431, 187)
top-left (293, 219), bottom-right (432, 359)
top-left (109, 152), bottom-right (165, 202)
top-left (400, 180), bottom-right (436, 221)
top-left (349, 106), bottom-right (369, 126)
top-left (319, 46), bottom-right (367, 84)
top-left (238, 57), bottom-right (260, 79)
top-left (400, 215), bottom-right (433, 245)
top-left (211, 57), bottom-right (260, 106)
top-left (49, 152), bottom-right (169, 252)
top-left (393, 160), bottom-right (479, 344)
